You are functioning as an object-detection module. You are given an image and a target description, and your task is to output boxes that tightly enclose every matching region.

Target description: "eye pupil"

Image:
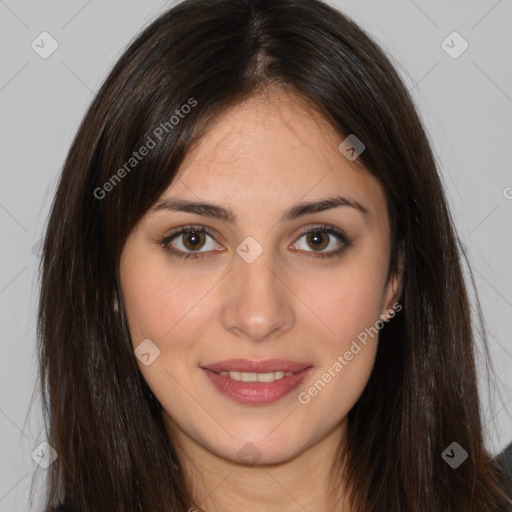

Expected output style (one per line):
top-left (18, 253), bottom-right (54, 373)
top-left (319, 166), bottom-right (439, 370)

top-left (183, 231), bottom-right (205, 250)
top-left (307, 231), bottom-right (328, 251)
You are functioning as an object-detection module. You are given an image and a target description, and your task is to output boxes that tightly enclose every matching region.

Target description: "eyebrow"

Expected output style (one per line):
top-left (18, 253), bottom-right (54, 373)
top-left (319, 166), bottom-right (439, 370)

top-left (151, 195), bottom-right (370, 223)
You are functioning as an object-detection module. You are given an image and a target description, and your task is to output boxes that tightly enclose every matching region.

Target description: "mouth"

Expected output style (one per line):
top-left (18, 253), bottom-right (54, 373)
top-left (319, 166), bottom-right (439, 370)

top-left (200, 359), bottom-right (314, 405)
top-left (215, 370), bottom-right (296, 382)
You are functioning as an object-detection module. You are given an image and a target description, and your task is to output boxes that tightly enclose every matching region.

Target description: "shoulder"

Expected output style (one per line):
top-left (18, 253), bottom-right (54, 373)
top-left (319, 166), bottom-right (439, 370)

top-left (497, 442), bottom-right (512, 478)
top-left (496, 441), bottom-right (512, 508)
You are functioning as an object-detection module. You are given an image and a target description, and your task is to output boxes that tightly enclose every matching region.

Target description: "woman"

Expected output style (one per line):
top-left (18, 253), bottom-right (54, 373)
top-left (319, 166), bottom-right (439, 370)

top-left (35, 0), bottom-right (512, 510)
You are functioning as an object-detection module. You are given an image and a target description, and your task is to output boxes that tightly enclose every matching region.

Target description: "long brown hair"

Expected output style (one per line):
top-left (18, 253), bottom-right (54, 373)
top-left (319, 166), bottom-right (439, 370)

top-left (34, 0), bottom-right (511, 510)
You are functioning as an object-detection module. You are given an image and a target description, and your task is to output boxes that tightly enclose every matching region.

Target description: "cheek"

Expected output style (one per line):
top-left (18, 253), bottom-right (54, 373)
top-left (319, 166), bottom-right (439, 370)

top-left (298, 273), bottom-right (381, 417)
top-left (121, 251), bottom-right (213, 344)
top-left (298, 342), bottom-right (377, 426)
top-left (303, 259), bottom-right (387, 344)
top-left (296, 254), bottom-right (386, 407)
top-left (120, 256), bottom-right (214, 416)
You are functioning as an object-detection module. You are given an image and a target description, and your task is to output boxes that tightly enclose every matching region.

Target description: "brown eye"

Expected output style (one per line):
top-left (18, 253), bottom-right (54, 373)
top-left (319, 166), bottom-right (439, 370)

top-left (160, 226), bottom-right (222, 260)
top-left (160, 224), bottom-right (351, 261)
top-left (292, 224), bottom-right (351, 259)
top-left (181, 230), bottom-right (207, 251)
top-left (305, 231), bottom-right (329, 251)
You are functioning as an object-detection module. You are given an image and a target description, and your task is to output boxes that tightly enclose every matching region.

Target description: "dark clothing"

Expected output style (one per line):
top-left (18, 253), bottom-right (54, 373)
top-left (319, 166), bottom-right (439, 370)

top-left (497, 441), bottom-right (512, 510)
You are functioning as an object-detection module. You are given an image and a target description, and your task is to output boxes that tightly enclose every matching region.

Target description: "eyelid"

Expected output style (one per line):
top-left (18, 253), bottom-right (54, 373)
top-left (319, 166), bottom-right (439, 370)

top-left (159, 223), bottom-right (352, 260)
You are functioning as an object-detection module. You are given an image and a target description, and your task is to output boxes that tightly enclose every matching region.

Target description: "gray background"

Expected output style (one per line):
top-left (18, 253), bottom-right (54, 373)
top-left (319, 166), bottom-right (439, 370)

top-left (1, 0), bottom-right (511, 510)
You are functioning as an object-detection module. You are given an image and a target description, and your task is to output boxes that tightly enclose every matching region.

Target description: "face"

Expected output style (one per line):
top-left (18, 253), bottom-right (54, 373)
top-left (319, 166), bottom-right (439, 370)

top-left (120, 88), bottom-right (401, 466)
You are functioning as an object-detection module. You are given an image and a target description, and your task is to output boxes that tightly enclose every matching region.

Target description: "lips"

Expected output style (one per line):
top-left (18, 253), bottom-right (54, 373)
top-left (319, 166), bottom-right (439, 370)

top-left (200, 359), bottom-right (314, 405)
top-left (201, 358), bottom-right (313, 374)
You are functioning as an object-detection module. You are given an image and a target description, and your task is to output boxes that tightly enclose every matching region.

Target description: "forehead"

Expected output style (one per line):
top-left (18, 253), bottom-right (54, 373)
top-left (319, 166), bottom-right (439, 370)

top-left (160, 88), bottom-right (387, 221)
top-left (179, 89), bottom-right (342, 173)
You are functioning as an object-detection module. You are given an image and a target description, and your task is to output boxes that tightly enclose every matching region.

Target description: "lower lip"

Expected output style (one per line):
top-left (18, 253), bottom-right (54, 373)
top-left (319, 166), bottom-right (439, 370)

top-left (201, 367), bottom-right (313, 405)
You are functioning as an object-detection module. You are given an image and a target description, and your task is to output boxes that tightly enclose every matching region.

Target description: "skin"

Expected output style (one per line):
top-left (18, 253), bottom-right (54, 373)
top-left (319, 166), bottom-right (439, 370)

top-left (120, 87), bottom-right (402, 512)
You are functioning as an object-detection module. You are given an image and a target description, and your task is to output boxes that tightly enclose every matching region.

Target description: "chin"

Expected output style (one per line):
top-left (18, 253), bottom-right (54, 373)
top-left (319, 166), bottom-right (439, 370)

top-left (206, 434), bottom-right (306, 467)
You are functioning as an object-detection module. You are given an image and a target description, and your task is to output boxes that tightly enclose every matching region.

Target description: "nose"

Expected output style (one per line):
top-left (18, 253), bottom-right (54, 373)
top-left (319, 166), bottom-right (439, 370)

top-left (220, 246), bottom-right (296, 343)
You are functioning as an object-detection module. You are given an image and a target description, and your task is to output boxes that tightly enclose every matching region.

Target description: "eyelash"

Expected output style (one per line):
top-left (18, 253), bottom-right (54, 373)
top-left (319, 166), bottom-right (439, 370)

top-left (159, 223), bottom-right (352, 261)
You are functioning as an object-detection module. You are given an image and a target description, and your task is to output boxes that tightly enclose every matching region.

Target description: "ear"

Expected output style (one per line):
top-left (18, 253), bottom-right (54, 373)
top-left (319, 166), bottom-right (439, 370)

top-left (380, 244), bottom-right (404, 320)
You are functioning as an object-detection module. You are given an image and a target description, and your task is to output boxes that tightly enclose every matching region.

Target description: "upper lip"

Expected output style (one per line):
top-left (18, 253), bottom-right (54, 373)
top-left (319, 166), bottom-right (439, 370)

top-left (201, 359), bottom-right (313, 373)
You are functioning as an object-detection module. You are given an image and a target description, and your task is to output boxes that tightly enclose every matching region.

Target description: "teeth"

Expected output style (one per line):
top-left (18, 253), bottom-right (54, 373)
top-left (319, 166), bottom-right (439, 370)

top-left (217, 370), bottom-right (296, 382)
top-left (241, 372), bottom-right (258, 382)
top-left (255, 372), bottom-right (276, 383)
